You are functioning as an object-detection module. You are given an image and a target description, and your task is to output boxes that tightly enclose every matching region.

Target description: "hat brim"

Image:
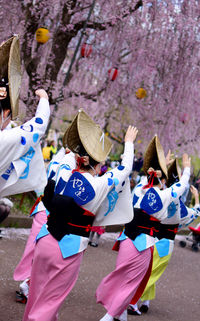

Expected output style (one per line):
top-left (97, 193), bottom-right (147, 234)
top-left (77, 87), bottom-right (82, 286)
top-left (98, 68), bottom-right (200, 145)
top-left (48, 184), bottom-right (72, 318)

top-left (8, 36), bottom-right (21, 119)
top-left (0, 36), bottom-right (21, 119)
top-left (143, 135), bottom-right (168, 178)
top-left (63, 113), bottom-right (81, 153)
top-left (63, 110), bottom-right (112, 162)
top-left (166, 158), bottom-right (181, 187)
top-left (0, 37), bottom-right (13, 77)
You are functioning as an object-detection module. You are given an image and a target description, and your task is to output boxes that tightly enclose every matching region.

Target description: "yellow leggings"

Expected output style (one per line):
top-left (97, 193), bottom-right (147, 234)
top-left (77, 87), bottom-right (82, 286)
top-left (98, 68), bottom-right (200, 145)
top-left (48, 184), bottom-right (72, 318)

top-left (141, 246), bottom-right (172, 301)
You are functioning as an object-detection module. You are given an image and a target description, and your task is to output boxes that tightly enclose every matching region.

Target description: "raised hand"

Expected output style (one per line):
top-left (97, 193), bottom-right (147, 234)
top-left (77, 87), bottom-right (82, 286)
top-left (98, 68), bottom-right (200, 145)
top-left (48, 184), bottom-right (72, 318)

top-left (124, 126), bottom-right (138, 143)
top-left (35, 89), bottom-right (48, 100)
top-left (166, 149), bottom-right (174, 166)
top-left (190, 185), bottom-right (199, 205)
top-left (182, 153), bottom-right (191, 169)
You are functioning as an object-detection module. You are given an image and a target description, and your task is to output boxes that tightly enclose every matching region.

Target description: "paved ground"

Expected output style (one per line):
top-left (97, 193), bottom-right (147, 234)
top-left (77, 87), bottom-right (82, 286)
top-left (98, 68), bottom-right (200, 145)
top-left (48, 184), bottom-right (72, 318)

top-left (0, 229), bottom-right (199, 321)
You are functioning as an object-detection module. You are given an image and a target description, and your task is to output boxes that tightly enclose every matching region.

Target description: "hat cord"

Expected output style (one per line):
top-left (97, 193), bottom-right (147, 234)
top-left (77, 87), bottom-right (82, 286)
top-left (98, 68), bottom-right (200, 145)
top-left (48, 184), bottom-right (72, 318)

top-left (143, 168), bottom-right (162, 189)
top-left (100, 132), bottom-right (105, 151)
top-left (143, 171), bottom-right (156, 189)
top-left (72, 156), bottom-right (97, 176)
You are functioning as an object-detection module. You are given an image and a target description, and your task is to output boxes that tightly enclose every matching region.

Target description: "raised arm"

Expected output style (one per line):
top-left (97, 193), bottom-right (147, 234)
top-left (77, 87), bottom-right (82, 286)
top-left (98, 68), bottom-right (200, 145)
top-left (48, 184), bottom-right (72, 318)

top-left (0, 89), bottom-right (50, 173)
top-left (165, 153), bottom-right (191, 201)
top-left (179, 185), bottom-right (200, 228)
top-left (94, 126), bottom-right (138, 203)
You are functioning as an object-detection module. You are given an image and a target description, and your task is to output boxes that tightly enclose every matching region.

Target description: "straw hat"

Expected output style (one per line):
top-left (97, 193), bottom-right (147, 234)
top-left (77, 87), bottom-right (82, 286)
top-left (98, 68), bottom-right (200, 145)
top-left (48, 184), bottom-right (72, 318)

top-left (166, 158), bottom-right (181, 187)
top-left (63, 110), bottom-right (112, 162)
top-left (143, 135), bottom-right (168, 178)
top-left (0, 35), bottom-right (21, 119)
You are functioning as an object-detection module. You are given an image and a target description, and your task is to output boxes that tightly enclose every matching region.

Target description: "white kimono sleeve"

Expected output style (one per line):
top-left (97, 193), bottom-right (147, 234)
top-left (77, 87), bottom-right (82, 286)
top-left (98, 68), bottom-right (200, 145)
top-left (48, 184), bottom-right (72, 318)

top-left (0, 97), bottom-right (50, 197)
top-left (179, 204), bottom-right (200, 228)
top-left (93, 142), bottom-right (134, 226)
top-left (0, 97), bottom-right (50, 174)
top-left (46, 148), bottom-right (76, 181)
top-left (162, 167), bottom-right (191, 204)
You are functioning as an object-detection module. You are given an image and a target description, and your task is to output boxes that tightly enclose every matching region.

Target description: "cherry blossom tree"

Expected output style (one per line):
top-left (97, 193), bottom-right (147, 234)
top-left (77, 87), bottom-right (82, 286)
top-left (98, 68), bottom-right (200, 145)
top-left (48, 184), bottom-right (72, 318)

top-left (0, 0), bottom-right (200, 157)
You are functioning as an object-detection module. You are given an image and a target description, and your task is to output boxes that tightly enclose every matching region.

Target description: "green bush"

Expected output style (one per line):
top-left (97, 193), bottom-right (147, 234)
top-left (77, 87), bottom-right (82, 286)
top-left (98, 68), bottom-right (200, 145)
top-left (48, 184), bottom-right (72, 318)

top-left (9, 192), bottom-right (36, 216)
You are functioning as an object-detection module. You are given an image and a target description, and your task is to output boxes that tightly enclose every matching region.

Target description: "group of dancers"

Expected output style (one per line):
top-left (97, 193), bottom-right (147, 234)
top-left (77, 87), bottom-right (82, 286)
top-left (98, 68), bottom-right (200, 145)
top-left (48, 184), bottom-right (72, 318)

top-left (0, 36), bottom-right (200, 321)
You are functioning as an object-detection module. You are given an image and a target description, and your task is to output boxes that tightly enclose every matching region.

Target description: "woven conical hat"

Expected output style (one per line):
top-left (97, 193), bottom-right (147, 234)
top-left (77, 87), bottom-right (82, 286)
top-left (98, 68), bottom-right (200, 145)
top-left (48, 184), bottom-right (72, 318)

top-left (166, 158), bottom-right (181, 187)
top-left (0, 35), bottom-right (21, 119)
top-left (143, 135), bottom-right (168, 178)
top-left (63, 110), bottom-right (112, 162)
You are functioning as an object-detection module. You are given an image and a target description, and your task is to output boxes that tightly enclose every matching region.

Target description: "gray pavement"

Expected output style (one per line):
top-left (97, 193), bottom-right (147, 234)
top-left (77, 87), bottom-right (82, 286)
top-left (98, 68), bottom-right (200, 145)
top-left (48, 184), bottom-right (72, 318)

top-left (0, 230), bottom-right (199, 321)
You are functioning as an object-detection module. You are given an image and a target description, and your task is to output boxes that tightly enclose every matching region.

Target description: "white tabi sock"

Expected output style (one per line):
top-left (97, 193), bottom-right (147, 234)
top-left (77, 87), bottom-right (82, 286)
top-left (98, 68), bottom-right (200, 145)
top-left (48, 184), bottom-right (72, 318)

top-left (19, 278), bottom-right (30, 298)
top-left (115, 309), bottom-right (127, 321)
top-left (129, 303), bottom-right (139, 310)
top-left (141, 300), bottom-right (150, 307)
top-left (128, 303), bottom-right (141, 315)
top-left (99, 312), bottom-right (113, 321)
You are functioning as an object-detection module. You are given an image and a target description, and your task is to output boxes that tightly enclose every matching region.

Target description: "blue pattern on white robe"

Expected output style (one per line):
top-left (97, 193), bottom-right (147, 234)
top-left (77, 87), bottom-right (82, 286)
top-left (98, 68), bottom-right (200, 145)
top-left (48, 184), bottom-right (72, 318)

top-left (55, 171), bottom-right (95, 206)
top-left (104, 188), bottom-right (118, 216)
top-left (167, 201), bottom-right (177, 218)
top-left (19, 147), bottom-right (35, 179)
top-left (0, 97), bottom-right (50, 198)
top-left (37, 142), bottom-right (134, 259)
top-left (140, 188), bottom-right (163, 214)
top-left (133, 194), bottom-right (139, 206)
top-left (179, 199), bottom-right (188, 218)
top-left (1, 163), bottom-right (14, 180)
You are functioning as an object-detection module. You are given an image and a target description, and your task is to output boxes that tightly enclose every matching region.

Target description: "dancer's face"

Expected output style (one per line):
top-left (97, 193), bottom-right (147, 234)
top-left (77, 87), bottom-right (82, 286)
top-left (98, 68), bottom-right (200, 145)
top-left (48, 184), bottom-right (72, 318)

top-left (0, 87), bottom-right (7, 100)
top-left (0, 87), bottom-right (11, 130)
top-left (94, 163), bottom-right (102, 176)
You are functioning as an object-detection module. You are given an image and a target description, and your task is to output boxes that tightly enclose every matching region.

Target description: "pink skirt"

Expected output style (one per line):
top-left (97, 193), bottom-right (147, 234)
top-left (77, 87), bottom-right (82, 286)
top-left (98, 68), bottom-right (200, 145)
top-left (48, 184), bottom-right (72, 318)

top-left (13, 210), bottom-right (47, 281)
top-left (96, 238), bottom-right (152, 317)
top-left (22, 233), bottom-right (84, 321)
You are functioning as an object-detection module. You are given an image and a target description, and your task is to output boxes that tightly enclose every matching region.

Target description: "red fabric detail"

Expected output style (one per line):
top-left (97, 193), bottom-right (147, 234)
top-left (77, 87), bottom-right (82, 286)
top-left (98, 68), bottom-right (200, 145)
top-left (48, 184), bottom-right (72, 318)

top-left (91, 226), bottom-right (105, 234)
top-left (150, 216), bottom-right (159, 222)
top-left (67, 222), bottom-right (92, 232)
top-left (112, 240), bottom-right (120, 252)
top-left (143, 170), bottom-right (158, 189)
top-left (130, 246), bottom-right (154, 305)
top-left (137, 225), bottom-right (159, 237)
top-left (189, 226), bottom-right (200, 235)
top-left (29, 197), bottom-right (42, 216)
top-left (112, 231), bottom-right (123, 252)
top-left (82, 209), bottom-right (95, 217)
top-left (72, 157), bottom-right (84, 173)
top-left (168, 227), bottom-right (178, 234)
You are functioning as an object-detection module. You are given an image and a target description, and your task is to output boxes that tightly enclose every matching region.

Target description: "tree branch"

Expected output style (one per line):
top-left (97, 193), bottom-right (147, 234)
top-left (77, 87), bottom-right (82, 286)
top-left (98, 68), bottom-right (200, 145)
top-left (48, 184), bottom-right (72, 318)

top-left (73, 0), bottom-right (143, 32)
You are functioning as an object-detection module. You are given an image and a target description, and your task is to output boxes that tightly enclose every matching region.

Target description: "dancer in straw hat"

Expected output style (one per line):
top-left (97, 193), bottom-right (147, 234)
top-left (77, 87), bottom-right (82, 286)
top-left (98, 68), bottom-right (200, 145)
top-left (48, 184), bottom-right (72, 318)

top-left (129, 159), bottom-right (200, 315)
top-left (96, 136), bottom-right (191, 321)
top-left (22, 109), bottom-right (138, 321)
top-left (13, 148), bottom-right (67, 303)
top-left (0, 35), bottom-right (50, 216)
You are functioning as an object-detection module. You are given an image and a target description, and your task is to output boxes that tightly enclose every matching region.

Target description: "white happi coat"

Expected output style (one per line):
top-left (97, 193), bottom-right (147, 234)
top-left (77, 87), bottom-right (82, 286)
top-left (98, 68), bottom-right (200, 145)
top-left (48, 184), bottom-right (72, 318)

top-left (118, 167), bottom-right (191, 252)
top-left (30, 147), bottom-right (77, 216)
top-left (37, 142), bottom-right (134, 259)
top-left (154, 196), bottom-right (200, 257)
top-left (0, 97), bottom-right (50, 197)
